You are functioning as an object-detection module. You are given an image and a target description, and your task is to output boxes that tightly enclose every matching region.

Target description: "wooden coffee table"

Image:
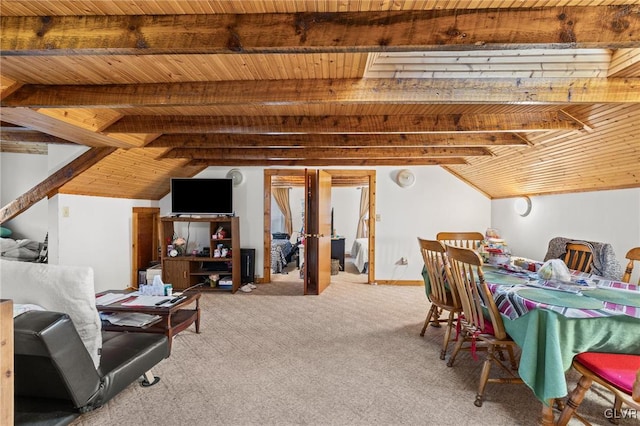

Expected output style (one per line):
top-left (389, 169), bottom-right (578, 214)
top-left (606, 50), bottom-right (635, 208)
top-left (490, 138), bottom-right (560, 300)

top-left (96, 290), bottom-right (201, 353)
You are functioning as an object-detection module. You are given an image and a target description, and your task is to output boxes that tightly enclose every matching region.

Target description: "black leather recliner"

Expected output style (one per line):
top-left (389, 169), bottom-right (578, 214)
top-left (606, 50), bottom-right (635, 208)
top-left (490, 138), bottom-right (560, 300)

top-left (14, 310), bottom-right (169, 425)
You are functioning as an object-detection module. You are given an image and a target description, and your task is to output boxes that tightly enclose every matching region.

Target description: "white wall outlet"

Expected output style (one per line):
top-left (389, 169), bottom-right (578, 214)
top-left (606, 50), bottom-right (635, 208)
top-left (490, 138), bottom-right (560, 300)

top-left (62, 206), bottom-right (70, 217)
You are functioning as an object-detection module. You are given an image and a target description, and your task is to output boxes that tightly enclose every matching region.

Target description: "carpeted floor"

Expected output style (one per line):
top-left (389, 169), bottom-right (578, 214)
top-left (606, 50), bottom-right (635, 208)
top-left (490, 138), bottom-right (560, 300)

top-left (71, 264), bottom-right (633, 426)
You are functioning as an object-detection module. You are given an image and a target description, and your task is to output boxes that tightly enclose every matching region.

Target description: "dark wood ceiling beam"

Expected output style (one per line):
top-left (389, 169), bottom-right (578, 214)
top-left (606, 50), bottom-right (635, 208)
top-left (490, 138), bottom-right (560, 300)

top-left (0, 129), bottom-right (77, 144)
top-left (163, 146), bottom-right (491, 160)
top-left (187, 158), bottom-right (467, 167)
top-left (5, 78), bottom-right (639, 108)
top-left (0, 142), bottom-right (48, 154)
top-left (107, 112), bottom-right (580, 133)
top-left (2, 7), bottom-right (639, 55)
top-left (0, 147), bottom-right (116, 224)
top-left (147, 133), bottom-right (529, 148)
top-left (0, 121), bottom-right (28, 129)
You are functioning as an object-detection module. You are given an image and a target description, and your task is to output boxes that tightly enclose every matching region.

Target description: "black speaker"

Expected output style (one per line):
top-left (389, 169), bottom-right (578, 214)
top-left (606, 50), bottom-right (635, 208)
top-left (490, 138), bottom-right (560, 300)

top-left (240, 248), bottom-right (255, 284)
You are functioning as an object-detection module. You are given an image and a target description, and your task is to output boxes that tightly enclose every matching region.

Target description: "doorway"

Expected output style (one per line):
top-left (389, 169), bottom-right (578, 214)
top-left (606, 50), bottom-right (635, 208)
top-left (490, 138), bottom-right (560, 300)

top-left (263, 169), bottom-right (376, 285)
top-left (131, 207), bottom-right (160, 287)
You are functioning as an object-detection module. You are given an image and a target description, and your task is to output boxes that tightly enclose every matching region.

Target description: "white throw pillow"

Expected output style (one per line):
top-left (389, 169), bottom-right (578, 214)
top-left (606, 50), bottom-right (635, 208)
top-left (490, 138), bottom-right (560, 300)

top-left (0, 259), bottom-right (102, 367)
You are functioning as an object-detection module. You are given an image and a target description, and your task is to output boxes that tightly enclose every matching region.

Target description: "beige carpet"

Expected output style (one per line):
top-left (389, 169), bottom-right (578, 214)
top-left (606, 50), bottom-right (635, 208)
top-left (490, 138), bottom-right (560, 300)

top-left (72, 264), bottom-right (632, 426)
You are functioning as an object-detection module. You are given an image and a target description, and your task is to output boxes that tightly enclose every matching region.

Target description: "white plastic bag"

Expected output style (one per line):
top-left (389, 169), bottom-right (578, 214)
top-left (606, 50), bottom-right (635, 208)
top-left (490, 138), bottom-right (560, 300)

top-left (537, 259), bottom-right (571, 281)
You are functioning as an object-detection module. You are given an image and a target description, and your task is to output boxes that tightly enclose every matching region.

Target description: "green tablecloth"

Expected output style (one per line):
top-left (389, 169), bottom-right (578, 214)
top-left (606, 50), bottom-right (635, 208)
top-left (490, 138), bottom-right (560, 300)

top-left (584, 288), bottom-right (640, 307)
top-left (515, 289), bottom-right (604, 309)
top-left (502, 310), bottom-right (640, 403)
top-left (421, 265), bottom-right (431, 300)
top-left (483, 266), bottom-right (531, 286)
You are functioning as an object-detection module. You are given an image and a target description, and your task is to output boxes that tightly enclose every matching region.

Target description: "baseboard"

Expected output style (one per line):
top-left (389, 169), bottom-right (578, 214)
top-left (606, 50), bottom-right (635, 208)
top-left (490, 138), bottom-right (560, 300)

top-left (375, 280), bottom-right (423, 286)
top-left (254, 277), bottom-right (421, 286)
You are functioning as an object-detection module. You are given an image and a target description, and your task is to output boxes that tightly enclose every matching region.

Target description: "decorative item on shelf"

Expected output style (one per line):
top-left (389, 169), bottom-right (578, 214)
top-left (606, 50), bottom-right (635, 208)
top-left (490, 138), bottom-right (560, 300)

top-left (214, 226), bottom-right (226, 239)
top-left (204, 274), bottom-right (219, 288)
top-left (173, 236), bottom-right (187, 256)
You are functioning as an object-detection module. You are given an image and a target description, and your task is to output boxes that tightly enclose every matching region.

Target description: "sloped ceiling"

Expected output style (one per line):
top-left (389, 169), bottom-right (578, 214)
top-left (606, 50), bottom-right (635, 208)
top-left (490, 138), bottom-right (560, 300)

top-left (1, 1), bottom-right (639, 222)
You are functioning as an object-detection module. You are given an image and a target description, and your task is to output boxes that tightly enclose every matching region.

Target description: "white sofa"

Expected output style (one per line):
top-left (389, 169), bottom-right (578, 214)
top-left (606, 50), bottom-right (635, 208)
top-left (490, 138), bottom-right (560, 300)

top-left (0, 258), bottom-right (102, 367)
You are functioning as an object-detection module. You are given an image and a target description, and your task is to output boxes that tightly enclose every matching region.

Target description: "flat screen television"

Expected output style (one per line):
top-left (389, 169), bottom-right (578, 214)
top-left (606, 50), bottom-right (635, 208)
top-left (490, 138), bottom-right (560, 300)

top-left (170, 178), bottom-right (233, 216)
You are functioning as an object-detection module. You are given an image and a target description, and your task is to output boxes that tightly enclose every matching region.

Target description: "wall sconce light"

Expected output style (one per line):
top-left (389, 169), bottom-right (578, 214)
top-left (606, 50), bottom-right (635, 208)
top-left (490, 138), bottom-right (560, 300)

top-left (395, 169), bottom-right (416, 188)
top-left (226, 168), bottom-right (244, 186)
top-left (513, 196), bottom-right (532, 217)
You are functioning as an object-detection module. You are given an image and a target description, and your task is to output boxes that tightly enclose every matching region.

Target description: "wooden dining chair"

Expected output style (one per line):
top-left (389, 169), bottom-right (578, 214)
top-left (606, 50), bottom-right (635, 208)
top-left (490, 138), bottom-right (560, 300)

top-left (437, 232), bottom-right (485, 250)
top-left (556, 353), bottom-right (640, 426)
top-left (445, 244), bottom-right (523, 407)
top-left (417, 238), bottom-right (462, 360)
top-left (563, 243), bottom-right (594, 273)
top-left (622, 247), bottom-right (640, 284)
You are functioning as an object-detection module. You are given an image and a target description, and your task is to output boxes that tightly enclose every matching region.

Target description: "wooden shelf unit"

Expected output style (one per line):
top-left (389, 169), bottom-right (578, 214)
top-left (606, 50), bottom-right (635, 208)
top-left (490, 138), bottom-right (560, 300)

top-left (160, 216), bottom-right (240, 293)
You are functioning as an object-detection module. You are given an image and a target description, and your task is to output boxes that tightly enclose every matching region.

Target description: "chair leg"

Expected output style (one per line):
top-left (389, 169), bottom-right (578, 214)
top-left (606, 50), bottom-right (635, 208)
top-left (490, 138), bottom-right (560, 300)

top-left (506, 345), bottom-right (519, 371)
top-left (608, 396), bottom-right (623, 425)
top-left (430, 307), bottom-right (443, 328)
top-left (421, 305), bottom-right (437, 336)
top-left (556, 375), bottom-right (593, 426)
top-left (447, 331), bottom-right (466, 367)
top-left (440, 311), bottom-right (455, 360)
top-left (475, 344), bottom-right (495, 407)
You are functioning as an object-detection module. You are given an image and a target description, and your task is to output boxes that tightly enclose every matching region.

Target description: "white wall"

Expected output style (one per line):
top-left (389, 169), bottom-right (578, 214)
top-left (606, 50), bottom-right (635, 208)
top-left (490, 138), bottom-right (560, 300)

top-left (375, 167), bottom-right (491, 281)
top-left (40, 153), bottom-right (640, 288)
top-left (0, 152), bottom-right (48, 240)
top-left (54, 194), bottom-right (158, 293)
top-left (492, 189), bottom-right (640, 283)
top-left (2, 159), bottom-right (493, 286)
top-left (159, 165), bottom-right (491, 283)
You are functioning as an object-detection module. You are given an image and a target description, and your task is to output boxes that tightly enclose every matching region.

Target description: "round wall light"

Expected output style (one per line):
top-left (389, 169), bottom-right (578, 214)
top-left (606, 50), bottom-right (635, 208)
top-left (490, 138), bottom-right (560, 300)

top-left (396, 169), bottom-right (416, 188)
top-left (513, 196), bottom-right (532, 217)
top-left (226, 168), bottom-right (244, 186)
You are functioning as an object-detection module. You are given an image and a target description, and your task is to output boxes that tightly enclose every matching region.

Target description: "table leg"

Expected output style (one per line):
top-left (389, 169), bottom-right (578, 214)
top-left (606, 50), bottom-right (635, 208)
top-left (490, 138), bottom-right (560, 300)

top-left (195, 297), bottom-right (201, 333)
top-left (165, 315), bottom-right (173, 354)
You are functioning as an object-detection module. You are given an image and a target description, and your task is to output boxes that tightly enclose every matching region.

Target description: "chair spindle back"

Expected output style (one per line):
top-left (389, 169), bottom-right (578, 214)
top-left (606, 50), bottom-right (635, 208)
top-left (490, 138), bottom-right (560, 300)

top-left (563, 243), bottom-right (594, 273)
top-left (446, 244), bottom-right (508, 340)
top-left (437, 232), bottom-right (484, 251)
top-left (622, 247), bottom-right (640, 284)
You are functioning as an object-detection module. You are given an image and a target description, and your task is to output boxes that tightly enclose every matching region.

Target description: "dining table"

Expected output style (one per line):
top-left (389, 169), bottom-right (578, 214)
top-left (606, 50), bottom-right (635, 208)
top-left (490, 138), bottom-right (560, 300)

top-left (481, 262), bottom-right (640, 424)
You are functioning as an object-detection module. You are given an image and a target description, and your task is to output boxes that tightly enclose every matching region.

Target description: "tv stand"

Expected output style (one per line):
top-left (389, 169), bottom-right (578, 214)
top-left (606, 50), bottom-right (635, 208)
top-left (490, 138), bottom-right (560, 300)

top-left (160, 216), bottom-right (240, 293)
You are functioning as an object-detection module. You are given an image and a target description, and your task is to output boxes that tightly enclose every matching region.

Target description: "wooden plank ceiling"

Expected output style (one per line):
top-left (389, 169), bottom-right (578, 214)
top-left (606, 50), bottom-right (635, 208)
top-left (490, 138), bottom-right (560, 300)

top-left (1, 0), bottom-right (639, 210)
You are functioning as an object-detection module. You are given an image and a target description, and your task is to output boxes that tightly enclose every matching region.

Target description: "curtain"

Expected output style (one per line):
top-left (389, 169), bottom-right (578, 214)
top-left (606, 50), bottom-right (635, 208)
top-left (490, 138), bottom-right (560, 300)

top-left (356, 187), bottom-right (369, 238)
top-left (273, 187), bottom-right (293, 236)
